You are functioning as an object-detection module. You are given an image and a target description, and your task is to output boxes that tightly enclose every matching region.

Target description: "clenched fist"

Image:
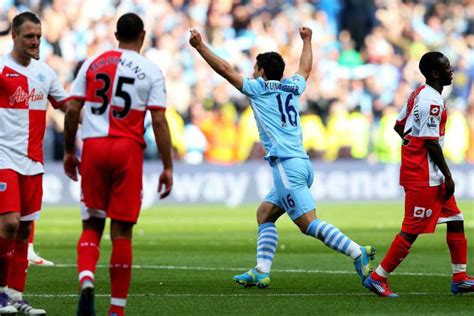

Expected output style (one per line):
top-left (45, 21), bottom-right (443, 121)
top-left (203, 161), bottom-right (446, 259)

top-left (189, 29), bottom-right (204, 48)
top-left (299, 27), bottom-right (312, 41)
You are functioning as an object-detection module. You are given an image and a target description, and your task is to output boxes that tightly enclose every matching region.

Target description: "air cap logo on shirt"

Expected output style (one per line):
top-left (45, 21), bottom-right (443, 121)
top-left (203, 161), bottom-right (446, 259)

top-left (0, 182), bottom-right (7, 192)
top-left (430, 104), bottom-right (440, 116)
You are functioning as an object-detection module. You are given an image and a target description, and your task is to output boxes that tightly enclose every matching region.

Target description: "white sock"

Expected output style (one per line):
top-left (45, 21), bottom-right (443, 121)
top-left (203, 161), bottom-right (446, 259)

top-left (81, 280), bottom-right (94, 290)
top-left (375, 265), bottom-right (390, 279)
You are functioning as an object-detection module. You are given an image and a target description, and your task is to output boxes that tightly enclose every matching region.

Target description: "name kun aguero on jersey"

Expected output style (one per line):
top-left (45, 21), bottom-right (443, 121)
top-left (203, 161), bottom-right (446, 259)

top-left (264, 81), bottom-right (299, 93)
top-left (89, 55), bottom-right (147, 80)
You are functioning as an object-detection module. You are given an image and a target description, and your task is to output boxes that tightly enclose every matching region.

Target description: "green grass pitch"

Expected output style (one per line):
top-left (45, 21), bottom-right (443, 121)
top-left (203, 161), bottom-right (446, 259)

top-left (27, 201), bottom-right (473, 315)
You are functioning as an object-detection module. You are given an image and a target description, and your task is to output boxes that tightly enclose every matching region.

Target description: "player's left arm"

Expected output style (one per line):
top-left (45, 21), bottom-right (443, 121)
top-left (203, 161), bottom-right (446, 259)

top-left (189, 29), bottom-right (243, 91)
top-left (63, 99), bottom-right (83, 181)
top-left (295, 27), bottom-right (313, 80)
top-left (150, 109), bottom-right (173, 199)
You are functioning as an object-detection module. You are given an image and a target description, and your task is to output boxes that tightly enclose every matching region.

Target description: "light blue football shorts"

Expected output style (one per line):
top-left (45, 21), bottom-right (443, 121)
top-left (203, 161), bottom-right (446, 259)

top-left (264, 157), bottom-right (315, 221)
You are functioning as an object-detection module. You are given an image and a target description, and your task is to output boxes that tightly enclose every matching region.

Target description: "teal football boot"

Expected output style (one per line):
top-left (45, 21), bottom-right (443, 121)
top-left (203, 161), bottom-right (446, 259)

top-left (233, 269), bottom-right (270, 288)
top-left (353, 246), bottom-right (376, 283)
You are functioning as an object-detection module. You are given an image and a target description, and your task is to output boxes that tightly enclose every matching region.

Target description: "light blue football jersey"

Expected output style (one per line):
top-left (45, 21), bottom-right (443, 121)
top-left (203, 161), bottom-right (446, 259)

top-left (241, 74), bottom-right (308, 160)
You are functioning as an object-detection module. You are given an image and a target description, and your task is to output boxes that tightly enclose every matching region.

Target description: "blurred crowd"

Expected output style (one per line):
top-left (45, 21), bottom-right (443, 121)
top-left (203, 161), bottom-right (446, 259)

top-left (1, 0), bottom-right (473, 164)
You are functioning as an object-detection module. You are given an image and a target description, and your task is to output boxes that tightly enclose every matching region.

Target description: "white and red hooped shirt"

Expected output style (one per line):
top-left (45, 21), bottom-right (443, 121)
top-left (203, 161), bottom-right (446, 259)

top-left (70, 49), bottom-right (167, 147)
top-left (0, 54), bottom-right (69, 175)
top-left (396, 84), bottom-right (448, 187)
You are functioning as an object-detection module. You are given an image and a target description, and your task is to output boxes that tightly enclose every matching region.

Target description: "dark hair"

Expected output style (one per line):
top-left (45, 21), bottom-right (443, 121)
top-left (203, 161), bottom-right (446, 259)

top-left (256, 52), bottom-right (285, 81)
top-left (12, 12), bottom-right (40, 34)
top-left (116, 13), bottom-right (144, 42)
top-left (419, 51), bottom-right (445, 79)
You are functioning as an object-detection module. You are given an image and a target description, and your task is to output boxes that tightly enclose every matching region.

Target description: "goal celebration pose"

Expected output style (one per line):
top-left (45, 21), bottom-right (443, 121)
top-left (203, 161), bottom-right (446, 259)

top-left (190, 26), bottom-right (375, 289)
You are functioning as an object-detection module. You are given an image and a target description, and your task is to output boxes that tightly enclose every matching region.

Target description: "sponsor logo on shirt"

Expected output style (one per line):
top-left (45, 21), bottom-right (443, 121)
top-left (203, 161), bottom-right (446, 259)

top-left (430, 104), bottom-right (440, 116)
top-left (413, 207), bottom-right (432, 218)
top-left (9, 87), bottom-right (44, 106)
top-left (5, 73), bottom-right (19, 78)
top-left (0, 182), bottom-right (7, 192)
top-left (414, 206), bottom-right (425, 218)
top-left (427, 116), bottom-right (438, 128)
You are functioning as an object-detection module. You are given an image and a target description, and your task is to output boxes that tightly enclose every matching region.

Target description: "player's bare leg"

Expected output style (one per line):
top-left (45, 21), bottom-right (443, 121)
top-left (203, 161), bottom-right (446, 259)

top-left (446, 220), bottom-right (473, 294)
top-left (77, 215), bottom-right (105, 316)
top-left (0, 212), bottom-right (19, 314)
top-left (298, 210), bottom-right (376, 283)
top-left (108, 220), bottom-right (134, 316)
top-left (233, 202), bottom-right (284, 288)
top-left (7, 220), bottom-right (46, 315)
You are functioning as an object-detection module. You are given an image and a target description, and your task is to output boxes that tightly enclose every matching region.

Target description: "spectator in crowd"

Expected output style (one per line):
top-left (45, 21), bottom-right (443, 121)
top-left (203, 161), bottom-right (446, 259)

top-left (2, 0), bottom-right (473, 165)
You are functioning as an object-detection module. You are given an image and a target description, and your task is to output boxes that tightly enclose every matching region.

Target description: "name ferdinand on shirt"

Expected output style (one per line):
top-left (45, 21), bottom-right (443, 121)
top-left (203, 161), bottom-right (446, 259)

top-left (90, 56), bottom-right (146, 80)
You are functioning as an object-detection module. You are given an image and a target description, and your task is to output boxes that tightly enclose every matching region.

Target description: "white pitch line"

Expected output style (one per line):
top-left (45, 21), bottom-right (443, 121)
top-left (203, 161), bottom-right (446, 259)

top-left (47, 264), bottom-right (451, 277)
top-left (26, 292), bottom-right (452, 298)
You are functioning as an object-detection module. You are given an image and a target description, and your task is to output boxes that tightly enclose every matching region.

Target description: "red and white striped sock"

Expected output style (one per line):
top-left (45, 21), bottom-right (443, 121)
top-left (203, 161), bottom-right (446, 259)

top-left (109, 238), bottom-right (132, 314)
top-left (373, 234), bottom-right (412, 281)
top-left (77, 229), bottom-right (101, 288)
top-left (447, 232), bottom-right (468, 282)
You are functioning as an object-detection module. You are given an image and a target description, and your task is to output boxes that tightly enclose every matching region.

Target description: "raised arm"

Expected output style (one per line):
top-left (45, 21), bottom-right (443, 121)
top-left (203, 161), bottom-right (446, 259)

top-left (150, 110), bottom-right (173, 199)
top-left (189, 29), bottom-right (243, 91)
top-left (296, 27), bottom-right (313, 80)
